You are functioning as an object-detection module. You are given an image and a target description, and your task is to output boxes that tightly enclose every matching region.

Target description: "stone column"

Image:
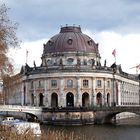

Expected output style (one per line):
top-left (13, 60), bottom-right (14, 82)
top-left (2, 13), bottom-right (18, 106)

top-left (44, 79), bottom-right (48, 107)
top-left (47, 79), bottom-right (51, 107)
top-left (111, 77), bottom-right (114, 106)
top-left (91, 77), bottom-right (94, 106)
top-left (93, 78), bottom-right (96, 106)
top-left (76, 77), bottom-right (81, 107)
top-left (103, 78), bottom-right (106, 106)
top-left (59, 77), bottom-right (65, 107)
top-left (117, 81), bottom-right (121, 106)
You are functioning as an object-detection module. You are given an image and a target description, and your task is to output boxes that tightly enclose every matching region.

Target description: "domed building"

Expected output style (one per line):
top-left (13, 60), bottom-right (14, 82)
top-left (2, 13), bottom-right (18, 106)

top-left (4, 26), bottom-right (140, 124)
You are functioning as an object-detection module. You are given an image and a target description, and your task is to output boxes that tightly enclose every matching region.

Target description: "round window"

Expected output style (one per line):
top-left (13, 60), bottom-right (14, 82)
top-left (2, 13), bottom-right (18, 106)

top-left (67, 39), bottom-right (73, 45)
top-left (67, 58), bottom-right (74, 64)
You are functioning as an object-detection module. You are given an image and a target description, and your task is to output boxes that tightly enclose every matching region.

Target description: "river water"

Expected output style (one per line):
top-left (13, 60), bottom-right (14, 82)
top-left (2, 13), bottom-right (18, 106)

top-left (41, 117), bottom-right (140, 140)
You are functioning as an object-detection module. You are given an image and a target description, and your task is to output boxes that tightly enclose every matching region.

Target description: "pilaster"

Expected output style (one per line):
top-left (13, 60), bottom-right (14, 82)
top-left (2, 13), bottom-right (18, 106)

top-left (93, 78), bottom-right (96, 106)
top-left (75, 77), bottom-right (81, 107)
top-left (59, 77), bottom-right (65, 107)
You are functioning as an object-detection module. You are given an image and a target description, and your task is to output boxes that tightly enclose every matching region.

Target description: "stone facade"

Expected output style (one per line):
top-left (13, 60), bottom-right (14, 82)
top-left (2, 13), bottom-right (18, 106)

top-left (4, 26), bottom-right (140, 109)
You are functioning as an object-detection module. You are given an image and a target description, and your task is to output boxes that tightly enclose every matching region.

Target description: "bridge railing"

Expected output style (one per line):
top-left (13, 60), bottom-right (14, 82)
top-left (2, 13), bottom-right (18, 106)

top-left (0, 105), bottom-right (42, 111)
top-left (42, 105), bottom-right (140, 112)
top-left (0, 105), bottom-right (139, 113)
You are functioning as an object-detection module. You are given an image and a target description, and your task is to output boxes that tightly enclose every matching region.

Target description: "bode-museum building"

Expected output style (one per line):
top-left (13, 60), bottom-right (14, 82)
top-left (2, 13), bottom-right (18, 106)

top-left (4, 26), bottom-right (140, 111)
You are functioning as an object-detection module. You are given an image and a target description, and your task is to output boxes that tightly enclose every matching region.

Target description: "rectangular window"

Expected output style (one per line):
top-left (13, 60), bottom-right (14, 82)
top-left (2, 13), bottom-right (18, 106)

top-left (51, 80), bottom-right (57, 87)
top-left (107, 81), bottom-right (110, 88)
top-left (83, 80), bottom-right (89, 87)
top-left (97, 80), bottom-right (102, 87)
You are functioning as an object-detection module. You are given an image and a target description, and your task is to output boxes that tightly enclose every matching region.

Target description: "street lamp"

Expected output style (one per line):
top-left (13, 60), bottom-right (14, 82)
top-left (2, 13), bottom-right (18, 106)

top-left (138, 74), bottom-right (140, 105)
top-left (111, 63), bottom-right (117, 107)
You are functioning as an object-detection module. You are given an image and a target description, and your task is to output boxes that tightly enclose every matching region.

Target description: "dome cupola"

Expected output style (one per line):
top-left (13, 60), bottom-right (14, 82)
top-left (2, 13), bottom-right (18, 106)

top-left (43, 26), bottom-right (99, 54)
top-left (42, 26), bottom-right (101, 68)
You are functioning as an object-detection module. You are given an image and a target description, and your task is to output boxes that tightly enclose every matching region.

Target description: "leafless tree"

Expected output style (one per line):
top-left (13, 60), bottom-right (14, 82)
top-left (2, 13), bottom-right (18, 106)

top-left (0, 4), bottom-right (20, 79)
top-left (0, 4), bottom-right (20, 104)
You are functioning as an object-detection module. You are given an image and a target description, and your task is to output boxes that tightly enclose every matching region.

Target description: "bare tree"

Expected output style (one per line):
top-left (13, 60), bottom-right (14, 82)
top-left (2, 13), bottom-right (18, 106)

top-left (0, 4), bottom-right (19, 79)
top-left (0, 4), bottom-right (20, 104)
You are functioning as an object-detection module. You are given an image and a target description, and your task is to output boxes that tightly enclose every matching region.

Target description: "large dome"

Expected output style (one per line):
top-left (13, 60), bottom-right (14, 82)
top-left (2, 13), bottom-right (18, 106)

top-left (43, 26), bottom-right (99, 54)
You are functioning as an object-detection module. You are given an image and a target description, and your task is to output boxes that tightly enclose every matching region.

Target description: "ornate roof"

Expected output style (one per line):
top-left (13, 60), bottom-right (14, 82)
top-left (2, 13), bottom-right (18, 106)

top-left (43, 26), bottom-right (99, 54)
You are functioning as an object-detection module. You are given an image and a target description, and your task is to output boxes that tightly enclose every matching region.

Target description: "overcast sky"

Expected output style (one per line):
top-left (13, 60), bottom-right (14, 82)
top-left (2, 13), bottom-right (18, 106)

top-left (3, 0), bottom-right (140, 74)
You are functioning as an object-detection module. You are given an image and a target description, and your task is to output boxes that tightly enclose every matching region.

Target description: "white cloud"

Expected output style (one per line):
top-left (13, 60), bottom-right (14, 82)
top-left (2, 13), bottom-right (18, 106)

top-left (84, 30), bottom-right (140, 74)
top-left (8, 39), bottom-right (47, 73)
top-left (9, 30), bottom-right (140, 75)
top-left (3, 0), bottom-right (140, 75)
top-left (85, 30), bottom-right (140, 74)
top-left (4, 0), bottom-right (140, 42)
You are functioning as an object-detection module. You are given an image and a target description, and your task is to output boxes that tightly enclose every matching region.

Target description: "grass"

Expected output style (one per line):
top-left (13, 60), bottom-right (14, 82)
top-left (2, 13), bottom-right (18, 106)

top-left (0, 125), bottom-right (88, 140)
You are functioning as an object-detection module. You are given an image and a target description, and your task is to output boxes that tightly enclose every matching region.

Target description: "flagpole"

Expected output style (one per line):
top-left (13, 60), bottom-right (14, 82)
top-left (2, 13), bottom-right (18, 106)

top-left (26, 49), bottom-right (28, 64)
top-left (114, 55), bottom-right (116, 64)
top-left (112, 49), bottom-right (116, 63)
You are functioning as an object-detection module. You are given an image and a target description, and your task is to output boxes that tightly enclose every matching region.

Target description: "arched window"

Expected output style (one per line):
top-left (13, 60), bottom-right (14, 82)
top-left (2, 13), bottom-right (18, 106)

top-left (51, 93), bottom-right (58, 107)
top-left (96, 92), bottom-right (102, 106)
top-left (66, 92), bottom-right (74, 107)
top-left (82, 92), bottom-right (89, 107)
top-left (39, 93), bottom-right (44, 106)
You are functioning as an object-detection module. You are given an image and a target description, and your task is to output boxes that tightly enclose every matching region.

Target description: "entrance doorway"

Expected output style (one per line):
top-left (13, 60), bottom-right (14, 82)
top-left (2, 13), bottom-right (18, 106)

top-left (96, 92), bottom-right (102, 106)
top-left (39, 93), bottom-right (44, 106)
top-left (66, 92), bottom-right (74, 107)
top-left (82, 92), bottom-right (89, 107)
top-left (51, 93), bottom-right (58, 107)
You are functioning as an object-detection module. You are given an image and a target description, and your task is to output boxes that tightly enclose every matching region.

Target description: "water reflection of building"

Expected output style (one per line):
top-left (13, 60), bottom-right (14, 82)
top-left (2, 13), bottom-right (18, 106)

top-left (4, 26), bottom-right (140, 109)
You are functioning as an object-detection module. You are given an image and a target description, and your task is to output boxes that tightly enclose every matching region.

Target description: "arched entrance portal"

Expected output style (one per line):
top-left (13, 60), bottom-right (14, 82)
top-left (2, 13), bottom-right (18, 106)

top-left (51, 93), bottom-right (58, 107)
top-left (96, 92), bottom-right (102, 106)
top-left (82, 92), bottom-right (89, 107)
top-left (66, 92), bottom-right (74, 107)
top-left (39, 93), bottom-right (44, 106)
top-left (31, 93), bottom-right (34, 105)
top-left (107, 93), bottom-right (110, 106)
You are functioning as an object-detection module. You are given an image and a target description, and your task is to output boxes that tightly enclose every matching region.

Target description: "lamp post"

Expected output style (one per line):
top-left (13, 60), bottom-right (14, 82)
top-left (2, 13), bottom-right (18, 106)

top-left (112, 66), bottom-right (116, 107)
top-left (138, 74), bottom-right (140, 105)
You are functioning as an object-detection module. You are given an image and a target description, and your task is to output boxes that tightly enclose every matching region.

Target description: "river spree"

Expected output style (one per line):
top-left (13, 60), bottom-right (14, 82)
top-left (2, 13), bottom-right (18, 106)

top-left (42, 117), bottom-right (140, 140)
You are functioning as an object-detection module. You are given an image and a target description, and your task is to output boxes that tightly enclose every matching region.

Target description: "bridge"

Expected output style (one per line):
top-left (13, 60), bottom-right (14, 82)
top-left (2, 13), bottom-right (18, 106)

top-left (42, 106), bottom-right (140, 124)
top-left (0, 105), bottom-right (140, 124)
top-left (92, 106), bottom-right (140, 124)
top-left (0, 105), bottom-right (42, 121)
